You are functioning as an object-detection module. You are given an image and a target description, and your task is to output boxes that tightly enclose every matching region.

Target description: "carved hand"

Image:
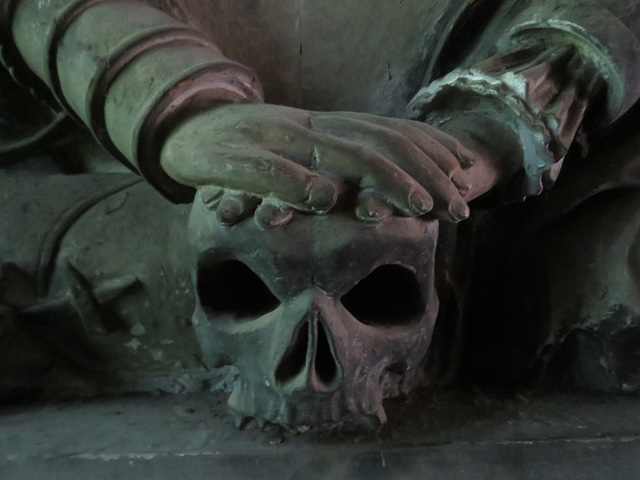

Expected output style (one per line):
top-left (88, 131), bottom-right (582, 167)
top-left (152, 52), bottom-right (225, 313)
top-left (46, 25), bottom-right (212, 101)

top-left (160, 104), bottom-right (475, 225)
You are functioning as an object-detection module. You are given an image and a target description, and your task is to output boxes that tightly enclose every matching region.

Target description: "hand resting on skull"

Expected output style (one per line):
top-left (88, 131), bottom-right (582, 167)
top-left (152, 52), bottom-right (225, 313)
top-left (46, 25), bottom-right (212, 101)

top-left (160, 104), bottom-right (477, 225)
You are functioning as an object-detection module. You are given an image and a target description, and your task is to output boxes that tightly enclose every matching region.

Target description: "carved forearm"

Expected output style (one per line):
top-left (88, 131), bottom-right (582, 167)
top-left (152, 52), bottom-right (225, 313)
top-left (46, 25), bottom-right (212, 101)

top-left (4, 0), bottom-right (263, 201)
top-left (410, 0), bottom-right (640, 200)
top-left (498, 0), bottom-right (640, 124)
top-left (410, 47), bottom-right (598, 199)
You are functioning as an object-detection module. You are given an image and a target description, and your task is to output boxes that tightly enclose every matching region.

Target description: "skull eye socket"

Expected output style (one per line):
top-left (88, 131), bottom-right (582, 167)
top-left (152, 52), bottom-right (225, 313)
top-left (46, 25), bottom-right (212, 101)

top-left (341, 265), bottom-right (425, 326)
top-left (197, 260), bottom-right (280, 320)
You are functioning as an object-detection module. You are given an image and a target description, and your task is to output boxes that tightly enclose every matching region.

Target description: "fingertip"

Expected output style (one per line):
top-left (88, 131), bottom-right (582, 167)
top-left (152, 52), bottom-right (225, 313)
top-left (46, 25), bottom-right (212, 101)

top-left (216, 192), bottom-right (257, 226)
top-left (306, 176), bottom-right (338, 213)
top-left (408, 190), bottom-right (434, 216)
top-left (255, 201), bottom-right (294, 229)
top-left (447, 197), bottom-right (470, 222)
top-left (355, 190), bottom-right (392, 223)
top-left (199, 186), bottom-right (224, 209)
top-left (216, 197), bottom-right (244, 225)
top-left (451, 170), bottom-right (472, 195)
top-left (456, 145), bottom-right (478, 169)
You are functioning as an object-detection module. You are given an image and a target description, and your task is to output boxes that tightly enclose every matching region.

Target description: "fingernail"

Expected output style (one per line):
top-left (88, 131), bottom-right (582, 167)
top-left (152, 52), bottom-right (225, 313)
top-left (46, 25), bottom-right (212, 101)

top-left (409, 191), bottom-right (433, 215)
top-left (306, 177), bottom-right (337, 213)
top-left (448, 197), bottom-right (470, 221)
top-left (452, 177), bottom-right (471, 195)
top-left (255, 202), bottom-right (294, 229)
top-left (457, 146), bottom-right (477, 168)
top-left (200, 186), bottom-right (224, 209)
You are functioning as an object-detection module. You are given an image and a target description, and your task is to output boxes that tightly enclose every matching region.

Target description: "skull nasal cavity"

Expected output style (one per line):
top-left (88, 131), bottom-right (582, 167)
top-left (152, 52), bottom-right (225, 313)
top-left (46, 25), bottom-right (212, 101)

top-left (341, 265), bottom-right (425, 326)
top-left (197, 260), bottom-right (279, 319)
top-left (275, 321), bottom-right (338, 386)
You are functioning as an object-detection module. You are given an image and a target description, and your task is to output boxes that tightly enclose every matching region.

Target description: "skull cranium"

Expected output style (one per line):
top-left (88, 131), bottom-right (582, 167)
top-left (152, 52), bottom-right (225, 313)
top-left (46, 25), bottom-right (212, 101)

top-left (189, 195), bottom-right (439, 427)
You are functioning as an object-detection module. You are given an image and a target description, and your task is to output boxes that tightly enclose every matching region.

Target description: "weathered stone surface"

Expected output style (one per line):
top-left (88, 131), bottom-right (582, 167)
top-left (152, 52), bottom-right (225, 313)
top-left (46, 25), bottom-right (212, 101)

top-left (1, 390), bottom-right (639, 480)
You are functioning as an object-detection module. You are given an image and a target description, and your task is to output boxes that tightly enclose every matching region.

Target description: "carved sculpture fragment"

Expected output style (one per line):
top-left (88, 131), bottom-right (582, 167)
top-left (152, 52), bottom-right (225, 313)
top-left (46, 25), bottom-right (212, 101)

top-left (2, 0), bottom-right (640, 429)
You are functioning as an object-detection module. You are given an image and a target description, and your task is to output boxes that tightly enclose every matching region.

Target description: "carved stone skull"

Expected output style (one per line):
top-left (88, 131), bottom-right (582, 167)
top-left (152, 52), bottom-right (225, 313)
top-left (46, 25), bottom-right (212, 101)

top-left (188, 195), bottom-right (439, 427)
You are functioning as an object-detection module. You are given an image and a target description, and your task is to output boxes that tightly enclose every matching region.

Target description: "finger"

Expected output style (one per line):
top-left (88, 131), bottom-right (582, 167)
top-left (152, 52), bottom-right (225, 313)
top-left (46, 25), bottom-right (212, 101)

top-left (163, 142), bottom-right (337, 213)
top-left (450, 167), bottom-right (472, 195)
top-left (308, 130), bottom-right (434, 217)
top-left (361, 118), bottom-right (474, 196)
top-left (402, 120), bottom-right (480, 169)
top-left (322, 112), bottom-right (462, 176)
top-left (310, 116), bottom-right (468, 221)
top-left (402, 122), bottom-right (467, 176)
top-left (254, 200), bottom-right (294, 229)
top-left (218, 118), bottom-right (435, 217)
top-left (321, 111), bottom-right (479, 169)
top-left (216, 191), bottom-right (259, 226)
top-left (393, 121), bottom-right (475, 196)
top-left (355, 188), bottom-right (393, 223)
top-left (314, 112), bottom-right (474, 197)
